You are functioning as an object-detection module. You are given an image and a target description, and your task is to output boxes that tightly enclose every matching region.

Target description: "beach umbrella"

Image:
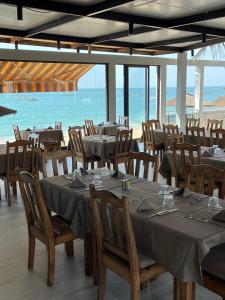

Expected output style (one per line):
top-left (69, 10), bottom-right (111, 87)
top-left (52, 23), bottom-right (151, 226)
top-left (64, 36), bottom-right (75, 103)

top-left (0, 106), bottom-right (17, 117)
top-left (211, 95), bottom-right (225, 107)
top-left (166, 93), bottom-right (213, 107)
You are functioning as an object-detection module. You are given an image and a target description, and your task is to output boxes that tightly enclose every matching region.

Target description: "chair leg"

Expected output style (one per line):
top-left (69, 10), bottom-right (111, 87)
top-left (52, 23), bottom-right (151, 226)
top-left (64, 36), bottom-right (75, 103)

top-left (6, 181), bottom-right (11, 206)
top-left (130, 277), bottom-right (140, 300)
top-left (97, 266), bottom-right (107, 300)
top-left (47, 244), bottom-right (55, 287)
top-left (107, 162), bottom-right (110, 169)
top-left (12, 182), bottom-right (17, 195)
top-left (91, 161), bottom-right (94, 169)
top-left (65, 241), bottom-right (74, 257)
top-left (28, 236), bottom-right (35, 270)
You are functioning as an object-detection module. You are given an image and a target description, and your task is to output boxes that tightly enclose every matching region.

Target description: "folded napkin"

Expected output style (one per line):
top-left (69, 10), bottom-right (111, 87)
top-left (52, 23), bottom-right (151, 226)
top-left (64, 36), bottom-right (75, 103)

top-left (111, 170), bottom-right (125, 178)
top-left (26, 128), bottom-right (31, 131)
top-left (202, 150), bottom-right (212, 157)
top-left (113, 122), bottom-right (117, 125)
top-left (137, 199), bottom-right (154, 213)
top-left (69, 178), bottom-right (86, 189)
top-left (48, 126), bottom-right (53, 130)
top-left (174, 187), bottom-right (194, 199)
top-left (80, 167), bottom-right (88, 175)
top-left (98, 123), bottom-right (103, 126)
top-left (212, 209), bottom-right (225, 223)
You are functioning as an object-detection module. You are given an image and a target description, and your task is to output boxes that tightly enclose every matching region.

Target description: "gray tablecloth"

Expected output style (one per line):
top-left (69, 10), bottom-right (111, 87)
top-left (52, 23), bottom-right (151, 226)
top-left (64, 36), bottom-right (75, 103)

top-left (154, 128), bottom-right (212, 147)
top-left (159, 147), bottom-right (225, 179)
top-left (82, 135), bottom-right (139, 162)
top-left (96, 124), bottom-right (128, 136)
top-left (41, 173), bottom-right (225, 284)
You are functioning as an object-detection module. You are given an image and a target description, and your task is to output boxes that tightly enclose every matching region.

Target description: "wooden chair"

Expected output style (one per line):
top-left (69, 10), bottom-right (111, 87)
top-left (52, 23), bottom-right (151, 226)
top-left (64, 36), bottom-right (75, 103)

top-left (172, 143), bottom-right (201, 188)
top-left (69, 127), bottom-right (100, 169)
top-left (147, 119), bottom-right (161, 130)
top-left (128, 152), bottom-right (159, 182)
top-left (210, 128), bottom-right (225, 148)
top-left (13, 125), bottom-right (22, 140)
top-left (186, 126), bottom-right (206, 145)
top-left (84, 119), bottom-right (96, 136)
top-left (108, 129), bottom-right (133, 171)
top-left (163, 124), bottom-right (179, 134)
top-left (142, 122), bottom-right (164, 159)
top-left (2, 139), bottom-right (35, 206)
top-left (69, 125), bottom-right (86, 137)
top-left (89, 185), bottom-right (166, 300)
top-left (186, 161), bottom-right (225, 199)
top-left (41, 150), bottom-right (73, 178)
top-left (207, 119), bottom-right (223, 130)
top-left (118, 116), bottom-right (129, 125)
top-left (166, 133), bottom-right (184, 150)
top-left (186, 117), bottom-right (200, 127)
top-left (55, 122), bottom-right (62, 130)
top-left (18, 171), bottom-right (75, 286)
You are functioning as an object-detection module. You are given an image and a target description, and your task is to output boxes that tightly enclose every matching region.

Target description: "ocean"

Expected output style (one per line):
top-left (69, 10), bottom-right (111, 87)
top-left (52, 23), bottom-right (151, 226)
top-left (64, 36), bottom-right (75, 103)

top-left (0, 86), bottom-right (225, 141)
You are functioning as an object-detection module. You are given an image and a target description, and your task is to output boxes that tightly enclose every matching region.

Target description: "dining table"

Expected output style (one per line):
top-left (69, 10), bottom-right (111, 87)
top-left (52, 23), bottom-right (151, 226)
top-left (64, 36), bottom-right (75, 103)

top-left (82, 135), bottom-right (139, 165)
top-left (40, 170), bottom-right (225, 299)
top-left (159, 146), bottom-right (225, 185)
top-left (95, 123), bottom-right (128, 136)
top-left (22, 128), bottom-right (64, 144)
top-left (154, 128), bottom-right (212, 147)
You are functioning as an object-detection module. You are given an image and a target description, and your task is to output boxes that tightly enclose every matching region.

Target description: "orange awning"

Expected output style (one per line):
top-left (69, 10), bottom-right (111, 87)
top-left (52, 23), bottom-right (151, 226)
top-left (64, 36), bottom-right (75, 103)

top-left (0, 61), bottom-right (94, 93)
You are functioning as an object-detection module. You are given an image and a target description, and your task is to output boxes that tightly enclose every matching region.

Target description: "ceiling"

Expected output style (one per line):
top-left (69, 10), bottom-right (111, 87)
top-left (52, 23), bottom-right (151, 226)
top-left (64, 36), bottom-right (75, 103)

top-left (0, 0), bottom-right (224, 56)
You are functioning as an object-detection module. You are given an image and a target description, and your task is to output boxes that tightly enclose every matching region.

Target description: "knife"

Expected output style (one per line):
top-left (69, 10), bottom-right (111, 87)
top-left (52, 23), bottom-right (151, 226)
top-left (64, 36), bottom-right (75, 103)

top-left (146, 208), bottom-right (179, 219)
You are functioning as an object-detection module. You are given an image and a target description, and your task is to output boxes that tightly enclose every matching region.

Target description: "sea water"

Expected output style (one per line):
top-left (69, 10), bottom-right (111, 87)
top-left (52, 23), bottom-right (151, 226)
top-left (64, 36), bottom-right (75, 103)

top-left (0, 86), bottom-right (224, 141)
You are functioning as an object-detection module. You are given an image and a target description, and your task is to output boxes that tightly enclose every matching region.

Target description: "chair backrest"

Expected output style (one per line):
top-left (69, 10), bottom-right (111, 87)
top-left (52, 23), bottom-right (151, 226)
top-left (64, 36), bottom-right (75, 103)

top-left (186, 161), bottom-right (225, 198)
top-left (163, 124), bottom-right (179, 134)
top-left (186, 117), bottom-right (200, 127)
top-left (115, 129), bottom-right (133, 157)
top-left (55, 122), bottom-right (62, 130)
top-left (68, 127), bottom-right (85, 158)
top-left (41, 150), bottom-right (73, 178)
top-left (18, 171), bottom-right (53, 241)
top-left (142, 121), bottom-right (155, 148)
top-left (69, 125), bottom-right (85, 136)
top-left (166, 133), bottom-right (184, 150)
top-left (128, 152), bottom-right (159, 181)
top-left (90, 185), bottom-right (139, 272)
top-left (6, 139), bottom-right (35, 177)
top-left (84, 120), bottom-right (96, 136)
top-left (13, 125), bottom-right (22, 140)
top-left (147, 119), bottom-right (161, 130)
top-left (172, 142), bottom-right (201, 186)
top-left (186, 126), bottom-right (206, 145)
top-left (118, 116), bottom-right (129, 125)
top-left (207, 119), bottom-right (223, 130)
top-left (210, 128), bottom-right (225, 148)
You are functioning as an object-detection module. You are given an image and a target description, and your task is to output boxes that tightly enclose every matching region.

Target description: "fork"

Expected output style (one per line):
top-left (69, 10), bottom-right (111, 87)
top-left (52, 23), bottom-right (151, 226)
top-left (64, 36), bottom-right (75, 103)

top-left (186, 215), bottom-right (208, 223)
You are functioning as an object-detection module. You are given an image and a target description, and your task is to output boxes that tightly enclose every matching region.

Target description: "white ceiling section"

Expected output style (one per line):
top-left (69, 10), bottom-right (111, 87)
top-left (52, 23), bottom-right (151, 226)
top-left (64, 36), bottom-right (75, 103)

top-left (0, 0), bottom-right (224, 55)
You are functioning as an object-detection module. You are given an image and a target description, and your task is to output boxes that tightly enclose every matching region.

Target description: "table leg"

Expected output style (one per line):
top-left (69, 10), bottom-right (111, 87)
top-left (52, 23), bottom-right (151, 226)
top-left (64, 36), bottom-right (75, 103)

top-left (174, 278), bottom-right (195, 300)
top-left (166, 171), bottom-right (172, 186)
top-left (84, 233), bottom-right (93, 276)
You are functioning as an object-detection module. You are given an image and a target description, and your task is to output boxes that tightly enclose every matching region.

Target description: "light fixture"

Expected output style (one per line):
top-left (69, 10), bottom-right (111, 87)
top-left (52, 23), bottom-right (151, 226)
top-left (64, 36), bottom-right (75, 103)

top-left (191, 49), bottom-right (194, 57)
top-left (129, 47), bottom-right (133, 55)
top-left (129, 22), bottom-right (134, 35)
top-left (88, 44), bottom-right (91, 54)
top-left (15, 41), bottom-right (18, 50)
top-left (77, 48), bottom-right (80, 53)
top-left (17, 5), bottom-right (23, 20)
top-left (57, 40), bottom-right (61, 50)
top-left (202, 33), bottom-right (207, 44)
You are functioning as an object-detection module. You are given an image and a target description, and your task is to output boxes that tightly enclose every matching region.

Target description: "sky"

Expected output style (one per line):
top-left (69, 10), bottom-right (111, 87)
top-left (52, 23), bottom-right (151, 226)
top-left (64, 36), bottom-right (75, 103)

top-left (0, 42), bottom-right (225, 88)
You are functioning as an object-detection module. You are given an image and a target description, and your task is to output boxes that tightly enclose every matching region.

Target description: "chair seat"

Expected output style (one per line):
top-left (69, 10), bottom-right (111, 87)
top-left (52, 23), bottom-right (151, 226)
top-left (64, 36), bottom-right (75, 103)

top-left (138, 251), bottom-right (155, 269)
top-left (202, 242), bottom-right (225, 281)
top-left (51, 215), bottom-right (75, 245)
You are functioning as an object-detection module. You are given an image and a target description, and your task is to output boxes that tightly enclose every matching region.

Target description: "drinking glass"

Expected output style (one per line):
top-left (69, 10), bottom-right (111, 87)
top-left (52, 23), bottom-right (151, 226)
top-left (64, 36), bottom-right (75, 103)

top-left (100, 167), bottom-right (110, 177)
top-left (208, 196), bottom-right (221, 211)
top-left (163, 194), bottom-right (174, 210)
top-left (158, 184), bottom-right (169, 196)
top-left (92, 174), bottom-right (103, 186)
top-left (73, 169), bottom-right (82, 181)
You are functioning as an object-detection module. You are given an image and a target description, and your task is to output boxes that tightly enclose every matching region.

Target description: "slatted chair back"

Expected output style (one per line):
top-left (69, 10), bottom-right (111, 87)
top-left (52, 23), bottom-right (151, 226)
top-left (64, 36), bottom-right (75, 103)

top-left (90, 185), bottom-right (139, 273)
top-left (186, 126), bottom-right (206, 145)
top-left (210, 128), bottom-right (225, 148)
top-left (142, 121), bottom-right (154, 149)
top-left (186, 117), bottom-right (200, 127)
top-left (163, 124), bottom-right (179, 134)
top-left (118, 116), bottom-right (129, 125)
top-left (172, 143), bottom-right (201, 187)
top-left (147, 119), bottom-right (161, 130)
top-left (41, 150), bottom-right (73, 178)
top-left (55, 122), bottom-right (62, 130)
top-left (186, 162), bottom-right (225, 198)
top-left (207, 119), bottom-right (223, 130)
top-left (6, 139), bottom-right (35, 177)
top-left (69, 125), bottom-right (85, 137)
top-left (68, 127), bottom-right (85, 157)
top-left (115, 129), bottom-right (133, 158)
top-left (18, 171), bottom-right (52, 241)
top-left (13, 125), bottom-right (22, 140)
top-left (166, 133), bottom-right (184, 150)
top-left (84, 119), bottom-right (96, 136)
top-left (128, 152), bottom-right (159, 181)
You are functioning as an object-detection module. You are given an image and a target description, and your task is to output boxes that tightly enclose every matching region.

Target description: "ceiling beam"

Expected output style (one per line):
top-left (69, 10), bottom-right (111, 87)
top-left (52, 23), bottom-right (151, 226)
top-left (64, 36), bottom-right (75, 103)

top-left (87, 0), bottom-right (135, 15)
top-left (184, 37), bottom-right (225, 51)
top-left (176, 25), bottom-right (225, 37)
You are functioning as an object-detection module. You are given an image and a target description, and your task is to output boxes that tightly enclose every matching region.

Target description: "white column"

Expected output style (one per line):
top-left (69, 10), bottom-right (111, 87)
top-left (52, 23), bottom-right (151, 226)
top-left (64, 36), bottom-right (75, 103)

top-left (176, 52), bottom-right (187, 127)
top-left (107, 63), bottom-right (116, 122)
top-left (194, 65), bottom-right (204, 121)
top-left (159, 65), bottom-right (167, 124)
